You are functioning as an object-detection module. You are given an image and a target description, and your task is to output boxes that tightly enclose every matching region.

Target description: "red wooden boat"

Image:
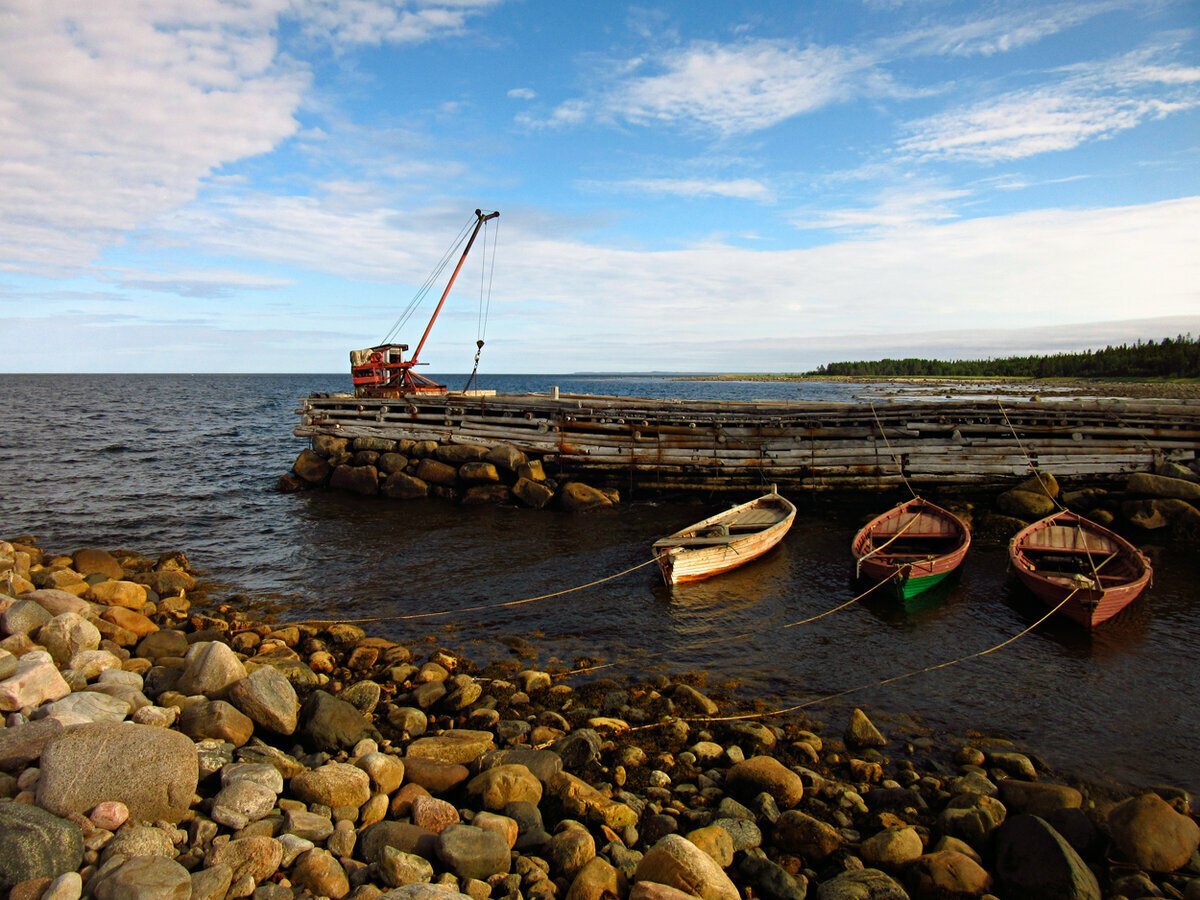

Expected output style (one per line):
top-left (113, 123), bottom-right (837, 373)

top-left (852, 498), bottom-right (971, 599)
top-left (1008, 510), bottom-right (1152, 628)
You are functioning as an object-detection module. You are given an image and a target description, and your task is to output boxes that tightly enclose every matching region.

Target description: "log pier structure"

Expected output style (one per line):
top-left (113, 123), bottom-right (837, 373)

top-left (295, 391), bottom-right (1200, 493)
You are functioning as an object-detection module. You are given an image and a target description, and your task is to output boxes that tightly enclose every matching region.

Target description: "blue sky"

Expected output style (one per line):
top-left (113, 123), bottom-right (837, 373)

top-left (1, 0), bottom-right (1198, 373)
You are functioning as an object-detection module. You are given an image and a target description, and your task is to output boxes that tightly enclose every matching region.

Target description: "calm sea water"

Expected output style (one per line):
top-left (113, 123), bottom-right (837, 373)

top-left (1, 373), bottom-right (1196, 793)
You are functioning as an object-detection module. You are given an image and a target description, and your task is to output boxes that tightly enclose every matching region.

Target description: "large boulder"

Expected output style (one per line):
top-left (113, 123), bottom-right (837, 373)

top-left (407, 729), bottom-right (495, 765)
top-left (177, 640), bottom-right (247, 699)
top-left (560, 482), bottom-right (614, 512)
top-left (998, 488), bottom-right (1056, 519)
top-left (634, 834), bottom-right (739, 900)
top-left (436, 824), bottom-right (512, 881)
top-left (0, 802), bottom-right (84, 892)
top-left (87, 580), bottom-right (149, 609)
top-left (1126, 472), bottom-right (1200, 502)
top-left (774, 809), bottom-right (844, 861)
top-left (383, 473), bottom-right (429, 500)
top-left (291, 763), bottom-right (372, 809)
top-left (36, 722), bottom-right (198, 823)
top-left (816, 867), bottom-right (908, 899)
top-left (330, 464), bottom-right (379, 496)
top-left (434, 444), bottom-right (490, 466)
top-left (300, 689), bottom-right (380, 751)
top-left (228, 665), bottom-right (299, 734)
top-left (0, 649), bottom-right (71, 711)
top-left (1015, 471), bottom-right (1060, 498)
top-left (36, 612), bottom-right (101, 664)
top-left (486, 444), bottom-right (526, 472)
top-left (513, 477), bottom-right (554, 509)
top-left (313, 435), bottom-right (350, 458)
top-left (293, 449), bottom-right (332, 484)
top-left (72, 548), bottom-right (124, 579)
top-left (994, 814), bottom-right (1099, 899)
top-left (465, 764), bottom-right (543, 810)
top-left (908, 850), bottom-right (993, 897)
top-left (1107, 792), bottom-right (1200, 872)
top-left (725, 756), bottom-right (803, 809)
top-left (93, 856), bottom-right (192, 899)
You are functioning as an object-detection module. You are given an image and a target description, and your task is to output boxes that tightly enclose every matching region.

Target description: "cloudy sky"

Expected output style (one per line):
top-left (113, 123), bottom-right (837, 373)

top-left (1, 0), bottom-right (1198, 374)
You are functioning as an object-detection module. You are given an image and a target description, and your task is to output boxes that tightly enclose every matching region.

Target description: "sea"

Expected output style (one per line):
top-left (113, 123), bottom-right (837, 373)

top-left (2, 372), bottom-right (1197, 793)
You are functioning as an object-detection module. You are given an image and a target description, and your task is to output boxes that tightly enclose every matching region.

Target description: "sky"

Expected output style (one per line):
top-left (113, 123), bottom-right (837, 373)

top-left (1, 0), bottom-right (1198, 374)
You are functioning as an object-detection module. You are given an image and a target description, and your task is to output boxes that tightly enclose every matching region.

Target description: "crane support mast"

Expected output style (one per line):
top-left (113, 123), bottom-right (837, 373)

top-left (350, 209), bottom-right (499, 397)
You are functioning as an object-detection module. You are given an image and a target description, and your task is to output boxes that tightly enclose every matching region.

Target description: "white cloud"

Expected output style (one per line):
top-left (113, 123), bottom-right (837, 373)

top-left (897, 1), bottom-right (1128, 58)
top-left (794, 185), bottom-right (971, 232)
top-left (0, 0), bottom-right (308, 272)
top-left (598, 178), bottom-right (773, 201)
top-left (507, 87), bottom-right (537, 100)
top-left (290, 0), bottom-right (500, 47)
top-left (609, 40), bottom-right (881, 135)
top-left (899, 46), bottom-right (1200, 162)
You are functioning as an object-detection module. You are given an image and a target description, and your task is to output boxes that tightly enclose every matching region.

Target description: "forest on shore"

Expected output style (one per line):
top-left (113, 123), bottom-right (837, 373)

top-left (806, 334), bottom-right (1200, 379)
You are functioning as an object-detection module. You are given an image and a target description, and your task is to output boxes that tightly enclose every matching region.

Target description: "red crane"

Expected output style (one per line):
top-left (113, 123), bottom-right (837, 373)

top-left (351, 208), bottom-right (499, 397)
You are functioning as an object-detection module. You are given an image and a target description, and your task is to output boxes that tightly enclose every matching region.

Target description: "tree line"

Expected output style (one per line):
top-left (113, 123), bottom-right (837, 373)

top-left (806, 335), bottom-right (1200, 379)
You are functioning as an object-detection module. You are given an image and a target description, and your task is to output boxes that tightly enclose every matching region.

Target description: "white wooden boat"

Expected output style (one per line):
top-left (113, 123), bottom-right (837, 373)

top-left (653, 489), bottom-right (796, 584)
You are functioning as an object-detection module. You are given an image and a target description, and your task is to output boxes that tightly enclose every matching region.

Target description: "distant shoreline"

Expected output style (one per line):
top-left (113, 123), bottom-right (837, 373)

top-left (675, 374), bottom-right (1200, 400)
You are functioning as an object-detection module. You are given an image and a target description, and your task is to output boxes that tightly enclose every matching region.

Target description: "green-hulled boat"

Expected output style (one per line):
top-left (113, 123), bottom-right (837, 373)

top-left (852, 498), bottom-right (971, 600)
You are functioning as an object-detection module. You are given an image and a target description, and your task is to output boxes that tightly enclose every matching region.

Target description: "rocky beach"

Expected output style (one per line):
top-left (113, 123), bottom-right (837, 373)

top-left (2, 530), bottom-right (1199, 900)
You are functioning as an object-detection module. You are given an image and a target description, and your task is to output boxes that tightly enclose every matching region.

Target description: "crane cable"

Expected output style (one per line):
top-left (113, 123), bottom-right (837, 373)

top-left (380, 215), bottom-right (475, 346)
top-left (464, 215), bottom-right (500, 392)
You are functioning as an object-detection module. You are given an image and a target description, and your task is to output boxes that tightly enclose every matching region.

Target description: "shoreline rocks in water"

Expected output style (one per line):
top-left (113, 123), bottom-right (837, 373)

top-left (2, 536), bottom-right (1199, 900)
top-left (282, 437), bottom-right (617, 512)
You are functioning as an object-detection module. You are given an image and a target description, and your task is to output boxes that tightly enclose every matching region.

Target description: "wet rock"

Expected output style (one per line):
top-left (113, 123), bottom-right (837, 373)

top-left (775, 809), bottom-right (844, 862)
top-left (561, 482), bottom-right (614, 511)
top-left (415, 459), bottom-right (459, 487)
top-left (726, 755), bottom-right (804, 809)
top-left (92, 856), bottom-right (191, 900)
top-left (634, 834), bottom-right (739, 900)
top-left (553, 729), bottom-right (603, 769)
top-left (291, 762), bottom-right (371, 809)
top-left (1108, 792), bottom-right (1200, 872)
top-left (300, 689), bottom-right (380, 751)
top-left (436, 824), bottom-right (512, 881)
top-left (331, 464), bottom-right (379, 495)
top-left (0, 803), bottom-right (84, 893)
top-left (228, 666), bottom-right (299, 735)
top-left (994, 814), bottom-right (1100, 900)
top-left (293, 449), bottom-right (332, 484)
top-left (513, 477), bottom-right (554, 509)
top-left (466, 764), bottom-right (544, 810)
top-left (845, 708), bottom-right (886, 749)
top-left (462, 484), bottom-right (511, 505)
top-left (713, 817), bottom-right (762, 852)
top-left (36, 721), bottom-right (198, 823)
top-left (383, 472), bottom-right (429, 499)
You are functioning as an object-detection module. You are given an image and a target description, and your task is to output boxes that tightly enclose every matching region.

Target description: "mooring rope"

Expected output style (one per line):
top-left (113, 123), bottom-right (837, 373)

top-left (997, 400), bottom-right (1068, 513)
top-left (627, 587), bottom-right (1081, 729)
top-left (869, 402), bottom-right (918, 499)
top-left (291, 557), bottom-right (659, 628)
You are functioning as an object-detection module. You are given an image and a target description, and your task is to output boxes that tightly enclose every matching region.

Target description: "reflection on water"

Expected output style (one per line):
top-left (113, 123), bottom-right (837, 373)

top-left (0, 374), bottom-right (1197, 793)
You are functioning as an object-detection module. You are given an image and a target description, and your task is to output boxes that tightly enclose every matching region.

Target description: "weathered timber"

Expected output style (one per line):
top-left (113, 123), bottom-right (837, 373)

top-left (296, 391), bottom-right (1199, 492)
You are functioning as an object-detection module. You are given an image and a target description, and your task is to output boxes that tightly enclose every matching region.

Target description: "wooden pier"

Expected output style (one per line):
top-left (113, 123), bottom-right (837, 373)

top-left (295, 391), bottom-right (1200, 493)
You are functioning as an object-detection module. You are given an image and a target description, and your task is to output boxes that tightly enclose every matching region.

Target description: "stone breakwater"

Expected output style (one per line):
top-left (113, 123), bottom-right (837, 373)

top-left (1, 538), bottom-right (1199, 900)
top-left (281, 436), bottom-right (618, 511)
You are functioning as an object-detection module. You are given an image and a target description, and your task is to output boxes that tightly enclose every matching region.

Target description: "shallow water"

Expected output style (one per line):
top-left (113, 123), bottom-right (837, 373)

top-left (1, 373), bottom-right (1196, 793)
